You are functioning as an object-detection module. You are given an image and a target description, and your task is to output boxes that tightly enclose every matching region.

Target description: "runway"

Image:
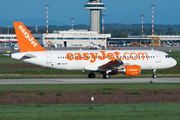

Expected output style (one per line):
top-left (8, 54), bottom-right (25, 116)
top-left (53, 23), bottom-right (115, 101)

top-left (0, 78), bottom-right (180, 84)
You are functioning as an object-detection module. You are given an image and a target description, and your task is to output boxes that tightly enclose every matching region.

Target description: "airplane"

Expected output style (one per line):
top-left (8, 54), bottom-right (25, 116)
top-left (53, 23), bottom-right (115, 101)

top-left (7, 22), bottom-right (177, 79)
top-left (88, 42), bottom-right (101, 49)
top-left (9, 40), bottom-right (19, 50)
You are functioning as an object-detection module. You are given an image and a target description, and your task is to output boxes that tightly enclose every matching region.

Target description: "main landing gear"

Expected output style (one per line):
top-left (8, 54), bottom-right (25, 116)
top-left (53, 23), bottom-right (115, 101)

top-left (88, 72), bottom-right (95, 78)
top-left (103, 74), bottom-right (110, 79)
top-left (88, 72), bottom-right (110, 79)
top-left (152, 69), bottom-right (157, 78)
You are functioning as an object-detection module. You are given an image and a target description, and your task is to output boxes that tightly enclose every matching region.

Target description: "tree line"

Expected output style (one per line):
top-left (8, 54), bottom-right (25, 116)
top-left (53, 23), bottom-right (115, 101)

top-left (105, 27), bottom-right (178, 38)
top-left (0, 23), bottom-right (179, 38)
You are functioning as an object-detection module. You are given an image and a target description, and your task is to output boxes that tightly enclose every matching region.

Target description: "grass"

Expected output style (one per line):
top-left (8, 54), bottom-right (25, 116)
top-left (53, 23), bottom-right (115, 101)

top-left (20, 93), bottom-right (36, 97)
top-left (38, 91), bottom-right (46, 95)
top-left (0, 104), bottom-right (180, 120)
top-left (0, 53), bottom-right (11, 59)
top-left (125, 91), bottom-right (142, 95)
top-left (0, 91), bottom-right (5, 96)
top-left (154, 90), bottom-right (158, 94)
top-left (0, 83), bottom-right (180, 91)
top-left (101, 91), bottom-right (114, 94)
top-left (56, 93), bottom-right (61, 96)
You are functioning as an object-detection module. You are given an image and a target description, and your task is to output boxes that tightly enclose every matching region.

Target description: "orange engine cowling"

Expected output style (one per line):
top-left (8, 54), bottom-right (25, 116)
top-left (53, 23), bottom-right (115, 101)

top-left (118, 65), bottom-right (141, 76)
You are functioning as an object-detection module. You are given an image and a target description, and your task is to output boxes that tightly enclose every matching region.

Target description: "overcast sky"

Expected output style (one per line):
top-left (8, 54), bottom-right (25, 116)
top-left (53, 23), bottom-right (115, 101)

top-left (0, 0), bottom-right (180, 27)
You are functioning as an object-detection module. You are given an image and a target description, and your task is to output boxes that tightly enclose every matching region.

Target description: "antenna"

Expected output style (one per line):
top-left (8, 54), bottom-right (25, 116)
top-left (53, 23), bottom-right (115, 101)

top-left (70, 18), bottom-right (74, 29)
top-left (45, 4), bottom-right (49, 47)
top-left (151, 4), bottom-right (155, 36)
top-left (101, 14), bottom-right (106, 42)
top-left (7, 23), bottom-right (9, 34)
top-left (36, 25), bottom-right (38, 33)
top-left (141, 14), bottom-right (145, 37)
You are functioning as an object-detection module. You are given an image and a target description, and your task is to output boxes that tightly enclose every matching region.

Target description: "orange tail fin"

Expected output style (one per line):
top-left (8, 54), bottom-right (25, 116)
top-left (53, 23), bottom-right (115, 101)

top-left (13, 22), bottom-right (47, 52)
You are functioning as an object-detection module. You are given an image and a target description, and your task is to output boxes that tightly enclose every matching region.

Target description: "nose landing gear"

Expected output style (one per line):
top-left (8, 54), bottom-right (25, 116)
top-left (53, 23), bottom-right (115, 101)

top-left (152, 69), bottom-right (157, 78)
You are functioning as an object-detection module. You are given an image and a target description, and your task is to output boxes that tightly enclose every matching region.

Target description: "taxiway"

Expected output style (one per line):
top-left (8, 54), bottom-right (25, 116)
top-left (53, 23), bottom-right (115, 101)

top-left (0, 78), bottom-right (180, 84)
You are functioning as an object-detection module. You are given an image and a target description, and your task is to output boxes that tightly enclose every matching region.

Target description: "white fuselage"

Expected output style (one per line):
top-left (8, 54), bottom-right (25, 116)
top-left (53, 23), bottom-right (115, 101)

top-left (11, 50), bottom-right (177, 72)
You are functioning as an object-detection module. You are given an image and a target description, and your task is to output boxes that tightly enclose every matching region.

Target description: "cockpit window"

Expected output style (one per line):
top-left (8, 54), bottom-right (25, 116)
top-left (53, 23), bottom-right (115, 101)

top-left (165, 55), bottom-right (170, 58)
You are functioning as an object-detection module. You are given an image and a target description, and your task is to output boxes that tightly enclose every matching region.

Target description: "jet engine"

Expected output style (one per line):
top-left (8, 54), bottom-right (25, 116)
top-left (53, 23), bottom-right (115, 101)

top-left (118, 65), bottom-right (141, 76)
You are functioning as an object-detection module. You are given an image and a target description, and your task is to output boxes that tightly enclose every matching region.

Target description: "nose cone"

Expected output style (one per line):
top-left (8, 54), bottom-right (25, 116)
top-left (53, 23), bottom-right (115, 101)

top-left (171, 58), bottom-right (177, 67)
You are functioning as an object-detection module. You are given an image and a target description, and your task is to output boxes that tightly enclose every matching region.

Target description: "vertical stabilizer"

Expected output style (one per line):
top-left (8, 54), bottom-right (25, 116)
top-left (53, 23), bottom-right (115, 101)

top-left (13, 22), bottom-right (47, 52)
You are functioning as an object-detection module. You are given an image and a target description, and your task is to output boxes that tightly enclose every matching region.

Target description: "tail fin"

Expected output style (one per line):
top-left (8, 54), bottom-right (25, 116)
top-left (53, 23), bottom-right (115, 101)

top-left (9, 40), bottom-right (13, 47)
top-left (13, 22), bottom-right (47, 52)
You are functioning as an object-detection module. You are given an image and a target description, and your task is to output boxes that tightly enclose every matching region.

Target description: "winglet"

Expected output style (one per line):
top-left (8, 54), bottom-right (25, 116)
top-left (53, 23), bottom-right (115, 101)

top-left (13, 22), bottom-right (47, 52)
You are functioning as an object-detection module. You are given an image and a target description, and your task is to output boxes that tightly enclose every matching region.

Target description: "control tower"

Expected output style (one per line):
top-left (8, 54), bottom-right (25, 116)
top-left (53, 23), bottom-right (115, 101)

top-left (84, 0), bottom-right (106, 34)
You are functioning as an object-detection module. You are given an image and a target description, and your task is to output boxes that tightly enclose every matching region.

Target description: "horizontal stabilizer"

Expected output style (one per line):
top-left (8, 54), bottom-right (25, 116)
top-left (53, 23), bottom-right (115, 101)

top-left (20, 54), bottom-right (36, 61)
top-left (3, 54), bottom-right (11, 57)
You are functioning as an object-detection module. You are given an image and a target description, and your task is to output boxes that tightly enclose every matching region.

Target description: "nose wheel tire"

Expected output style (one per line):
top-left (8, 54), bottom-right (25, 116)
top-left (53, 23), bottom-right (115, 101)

top-left (153, 74), bottom-right (157, 78)
top-left (88, 73), bottom-right (95, 78)
top-left (103, 74), bottom-right (110, 79)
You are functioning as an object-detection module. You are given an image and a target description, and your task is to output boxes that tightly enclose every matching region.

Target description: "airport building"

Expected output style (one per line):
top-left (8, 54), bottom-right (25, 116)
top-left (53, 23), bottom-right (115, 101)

top-left (34, 29), bottom-right (111, 48)
top-left (107, 35), bottom-right (180, 47)
top-left (1, 33), bottom-right (180, 48)
top-left (0, 30), bottom-right (111, 49)
top-left (0, 34), bottom-right (17, 48)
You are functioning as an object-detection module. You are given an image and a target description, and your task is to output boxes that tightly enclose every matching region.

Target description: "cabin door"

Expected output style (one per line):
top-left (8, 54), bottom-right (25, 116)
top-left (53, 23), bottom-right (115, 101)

top-left (46, 53), bottom-right (52, 63)
top-left (155, 53), bottom-right (161, 63)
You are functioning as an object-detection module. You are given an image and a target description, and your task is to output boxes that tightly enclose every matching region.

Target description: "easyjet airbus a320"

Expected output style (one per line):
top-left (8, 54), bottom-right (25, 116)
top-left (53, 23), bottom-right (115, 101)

top-left (9, 22), bottom-right (177, 79)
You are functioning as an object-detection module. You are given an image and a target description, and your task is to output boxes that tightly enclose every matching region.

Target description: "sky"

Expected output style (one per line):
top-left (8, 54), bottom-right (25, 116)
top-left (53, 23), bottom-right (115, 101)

top-left (0, 0), bottom-right (180, 27)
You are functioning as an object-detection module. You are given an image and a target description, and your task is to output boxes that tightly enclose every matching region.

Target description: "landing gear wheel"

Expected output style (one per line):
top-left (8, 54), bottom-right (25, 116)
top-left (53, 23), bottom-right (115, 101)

top-left (152, 69), bottom-right (157, 78)
top-left (103, 74), bottom-right (110, 79)
top-left (88, 73), bottom-right (95, 78)
top-left (153, 74), bottom-right (157, 78)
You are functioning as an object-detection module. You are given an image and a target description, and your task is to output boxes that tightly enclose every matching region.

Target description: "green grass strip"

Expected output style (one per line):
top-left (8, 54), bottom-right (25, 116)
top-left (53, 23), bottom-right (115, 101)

top-left (0, 104), bottom-right (180, 120)
top-left (0, 83), bottom-right (180, 90)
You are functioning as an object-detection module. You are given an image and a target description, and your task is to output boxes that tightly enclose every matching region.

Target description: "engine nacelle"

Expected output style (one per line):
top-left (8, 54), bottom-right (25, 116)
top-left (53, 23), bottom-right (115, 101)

top-left (118, 65), bottom-right (141, 76)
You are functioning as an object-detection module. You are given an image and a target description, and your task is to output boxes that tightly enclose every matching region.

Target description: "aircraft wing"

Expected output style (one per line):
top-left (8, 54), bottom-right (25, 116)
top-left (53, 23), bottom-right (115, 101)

top-left (98, 59), bottom-right (123, 69)
top-left (84, 59), bottom-right (124, 71)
